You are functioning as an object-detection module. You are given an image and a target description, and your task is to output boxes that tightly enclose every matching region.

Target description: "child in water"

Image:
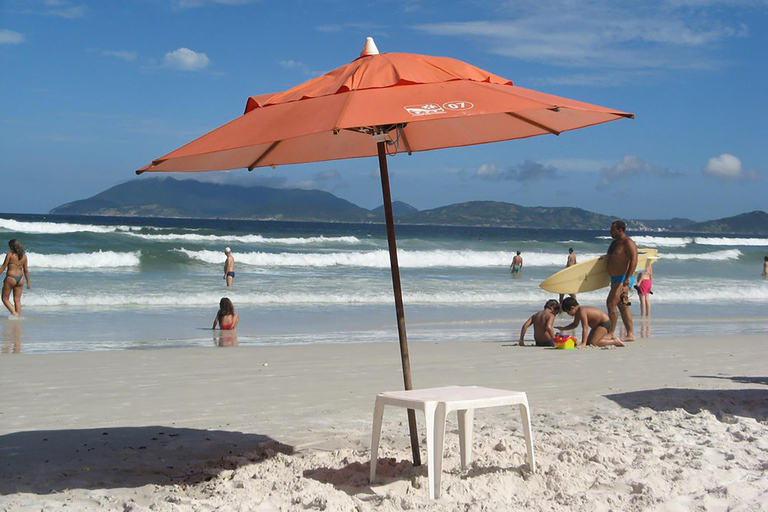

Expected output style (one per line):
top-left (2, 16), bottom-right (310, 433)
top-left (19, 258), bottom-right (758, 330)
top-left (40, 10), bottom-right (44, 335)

top-left (212, 297), bottom-right (239, 330)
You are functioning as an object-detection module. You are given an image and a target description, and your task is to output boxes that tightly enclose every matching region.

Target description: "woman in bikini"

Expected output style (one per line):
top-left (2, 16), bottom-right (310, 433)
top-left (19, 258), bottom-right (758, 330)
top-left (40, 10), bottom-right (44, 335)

top-left (212, 297), bottom-right (239, 330)
top-left (1, 239), bottom-right (31, 317)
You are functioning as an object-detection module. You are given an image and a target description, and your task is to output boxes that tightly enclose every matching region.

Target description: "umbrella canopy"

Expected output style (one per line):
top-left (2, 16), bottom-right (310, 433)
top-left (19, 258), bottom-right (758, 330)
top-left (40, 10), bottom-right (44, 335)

top-left (138, 37), bottom-right (633, 465)
top-left (139, 39), bottom-right (632, 174)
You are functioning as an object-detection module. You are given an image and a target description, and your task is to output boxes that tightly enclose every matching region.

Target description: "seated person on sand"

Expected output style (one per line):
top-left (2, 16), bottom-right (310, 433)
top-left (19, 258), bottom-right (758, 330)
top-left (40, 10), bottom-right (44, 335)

top-left (556, 297), bottom-right (625, 348)
top-left (518, 299), bottom-right (560, 347)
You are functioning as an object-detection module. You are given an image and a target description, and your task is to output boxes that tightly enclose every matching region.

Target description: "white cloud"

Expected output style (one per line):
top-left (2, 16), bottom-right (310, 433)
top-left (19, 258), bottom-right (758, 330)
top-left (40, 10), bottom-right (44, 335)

top-left (411, 1), bottom-right (756, 74)
top-left (40, 0), bottom-right (87, 19)
top-left (472, 160), bottom-right (559, 182)
top-left (702, 153), bottom-right (761, 181)
top-left (171, 0), bottom-right (258, 8)
top-left (102, 50), bottom-right (138, 62)
top-left (598, 155), bottom-right (681, 189)
top-left (541, 158), bottom-right (614, 173)
top-left (162, 48), bottom-right (211, 71)
top-left (0, 29), bottom-right (24, 44)
top-left (473, 163), bottom-right (499, 179)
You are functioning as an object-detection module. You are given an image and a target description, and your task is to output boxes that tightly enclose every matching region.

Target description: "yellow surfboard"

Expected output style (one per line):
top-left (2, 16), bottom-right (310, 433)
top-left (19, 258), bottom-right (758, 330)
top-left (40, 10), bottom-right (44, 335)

top-left (539, 248), bottom-right (658, 294)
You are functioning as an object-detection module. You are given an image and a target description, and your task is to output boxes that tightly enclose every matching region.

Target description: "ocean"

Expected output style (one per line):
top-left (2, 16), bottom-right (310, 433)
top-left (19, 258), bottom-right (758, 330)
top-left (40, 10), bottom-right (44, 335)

top-left (1, 213), bottom-right (767, 354)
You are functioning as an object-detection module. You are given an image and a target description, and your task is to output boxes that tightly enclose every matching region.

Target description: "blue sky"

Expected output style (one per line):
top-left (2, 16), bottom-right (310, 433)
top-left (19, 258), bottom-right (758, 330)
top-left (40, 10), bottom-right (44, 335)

top-left (1, 0), bottom-right (766, 221)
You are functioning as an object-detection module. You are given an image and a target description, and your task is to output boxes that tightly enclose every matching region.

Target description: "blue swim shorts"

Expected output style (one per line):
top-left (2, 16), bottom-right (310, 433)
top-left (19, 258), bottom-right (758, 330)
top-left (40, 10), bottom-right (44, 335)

top-left (610, 274), bottom-right (635, 287)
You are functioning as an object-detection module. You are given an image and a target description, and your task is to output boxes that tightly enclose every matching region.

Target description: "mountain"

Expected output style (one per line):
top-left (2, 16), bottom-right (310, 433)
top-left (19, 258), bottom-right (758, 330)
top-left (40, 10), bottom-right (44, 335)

top-left (49, 178), bottom-right (768, 234)
top-left (50, 177), bottom-right (378, 223)
top-left (398, 201), bottom-right (617, 230)
top-left (631, 218), bottom-right (696, 231)
top-left (685, 210), bottom-right (768, 235)
top-left (371, 201), bottom-right (419, 217)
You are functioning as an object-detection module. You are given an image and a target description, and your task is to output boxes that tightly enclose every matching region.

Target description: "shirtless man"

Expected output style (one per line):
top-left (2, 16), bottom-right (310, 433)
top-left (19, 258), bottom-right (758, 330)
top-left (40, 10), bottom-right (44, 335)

top-left (763, 256), bottom-right (768, 276)
top-left (557, 297), bottom-right (625, 348)
top-left (510, 251), bottom-right (523, 274)
top-left (518, 299), bottom-right (560, 347)
top-left (606, 220), bottom-right (638, 341)
top-left (1, 239), bottom-right (31, 316)
top-left (559, 247), bottom-right (577, 306)
top-left (223, 247), bottom-right (235, 287)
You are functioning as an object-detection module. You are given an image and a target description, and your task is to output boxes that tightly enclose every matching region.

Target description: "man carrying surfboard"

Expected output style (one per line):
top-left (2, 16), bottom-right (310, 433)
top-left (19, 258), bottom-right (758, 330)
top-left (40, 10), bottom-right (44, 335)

top-left (606, 220), bottom-right (638, 341)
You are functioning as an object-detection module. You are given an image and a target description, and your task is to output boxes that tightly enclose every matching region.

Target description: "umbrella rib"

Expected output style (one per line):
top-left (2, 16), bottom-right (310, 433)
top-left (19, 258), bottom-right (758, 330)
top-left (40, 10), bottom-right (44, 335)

top-left (505, 111), bottom-right (561, 136)
top-left (399, 125), bottom-right (413, 155)
top-left (248, 141), bottom-right (282, 171)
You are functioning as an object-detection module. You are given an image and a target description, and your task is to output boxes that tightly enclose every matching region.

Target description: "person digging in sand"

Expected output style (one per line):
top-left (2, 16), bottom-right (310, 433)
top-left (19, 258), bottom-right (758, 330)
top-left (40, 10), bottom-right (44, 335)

top-left (518, 299), bottom-right (560, 347)
top-left (556, 297), bottom-right (625, 348)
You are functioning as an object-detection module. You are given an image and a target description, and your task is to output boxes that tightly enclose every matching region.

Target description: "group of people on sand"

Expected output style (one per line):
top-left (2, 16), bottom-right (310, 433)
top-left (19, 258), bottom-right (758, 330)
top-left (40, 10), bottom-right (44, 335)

top-left (518, 220), bottom-right (646, 348)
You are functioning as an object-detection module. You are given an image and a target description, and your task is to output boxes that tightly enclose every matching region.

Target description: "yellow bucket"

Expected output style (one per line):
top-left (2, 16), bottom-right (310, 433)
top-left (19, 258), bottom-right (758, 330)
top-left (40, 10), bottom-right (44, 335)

top-left (554, 335), bottom-right (575, 350)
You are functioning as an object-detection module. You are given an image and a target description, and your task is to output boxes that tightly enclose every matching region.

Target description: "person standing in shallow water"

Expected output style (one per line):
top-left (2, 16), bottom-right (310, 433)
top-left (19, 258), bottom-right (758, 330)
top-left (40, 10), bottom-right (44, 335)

top-left (606, 221), bottom-right (637, 341)
top-left (559, 247), bottom-right (577, 306)
top-left (762, 256), bottom-right (768, 276)
top-left (1, 239), bottom-right (31, 317)
top-left (223, 247), bottom-right (235, 287)
top-left (510, 251), bottom-right (523, 275)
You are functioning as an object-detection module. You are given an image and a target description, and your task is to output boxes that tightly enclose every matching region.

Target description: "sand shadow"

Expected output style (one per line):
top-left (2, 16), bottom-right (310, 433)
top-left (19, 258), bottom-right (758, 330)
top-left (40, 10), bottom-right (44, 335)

top-left (691, 375), bottom-right (768, 386)
top-left (0, 426), bottom-right (292, 495)
top-left (304, 457), bottom-right (528, 497)
top-left (605, 387), bottom-right (768, 422)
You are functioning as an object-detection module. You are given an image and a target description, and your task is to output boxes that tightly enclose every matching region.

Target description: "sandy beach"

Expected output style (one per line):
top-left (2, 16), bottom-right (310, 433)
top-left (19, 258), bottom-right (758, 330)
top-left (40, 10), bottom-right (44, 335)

top-left (1, 335), bottom-right (766, 511)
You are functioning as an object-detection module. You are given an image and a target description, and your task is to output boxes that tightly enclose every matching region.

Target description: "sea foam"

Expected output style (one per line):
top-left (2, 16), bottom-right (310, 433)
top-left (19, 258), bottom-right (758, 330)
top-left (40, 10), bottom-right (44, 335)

top-left (0, 217), bottom-right (140, 234)
top-left (175, 248), bottom-right (604, 268)
top-left (28, 250), bottom-right (141, 269)
top-left (126, 232), bottom-right (361, 245)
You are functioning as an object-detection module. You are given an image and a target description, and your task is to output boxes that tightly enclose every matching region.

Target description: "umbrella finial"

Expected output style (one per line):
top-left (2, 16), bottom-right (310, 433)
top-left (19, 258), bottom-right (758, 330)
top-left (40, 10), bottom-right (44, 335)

top-left (360, 37), bottom-right (379, 57)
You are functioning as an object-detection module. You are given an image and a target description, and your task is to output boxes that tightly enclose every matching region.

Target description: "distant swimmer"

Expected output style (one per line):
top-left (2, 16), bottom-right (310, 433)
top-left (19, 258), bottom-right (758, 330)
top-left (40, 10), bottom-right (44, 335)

top-left (510, 251), bottom-right (523, 274)
top-left (212, 297), bottom-right (239, 330)
top-left (518, 299), bottom-right (560, 347)
top-left (223, 247), bottom-right (235, 287)
top-left (1, 239), bottom-right (31, 317)
top-left (556, 297), bottom-right (625, 348)
top-left (606, 220), bottom-right (637, 341)
top-left (763, 256), bottom-right (768, 276)
top-left (559, 247), bottom-right (577, 306)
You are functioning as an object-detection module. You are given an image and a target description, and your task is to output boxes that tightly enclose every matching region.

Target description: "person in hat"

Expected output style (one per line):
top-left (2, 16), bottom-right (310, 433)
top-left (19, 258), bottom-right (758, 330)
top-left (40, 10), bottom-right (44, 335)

top-left (223, 247), bottom-right (235, 287)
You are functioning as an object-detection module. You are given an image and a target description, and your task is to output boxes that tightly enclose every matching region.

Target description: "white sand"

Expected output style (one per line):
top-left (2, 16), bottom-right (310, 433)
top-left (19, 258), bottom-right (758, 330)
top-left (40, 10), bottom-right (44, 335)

top-left (1, 335), bottom-right (766, 511)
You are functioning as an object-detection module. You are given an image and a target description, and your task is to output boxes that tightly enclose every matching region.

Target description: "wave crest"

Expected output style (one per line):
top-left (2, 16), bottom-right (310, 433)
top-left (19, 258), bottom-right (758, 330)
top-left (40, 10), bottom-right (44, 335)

top-left (28, 250), bottom-right (141, 269)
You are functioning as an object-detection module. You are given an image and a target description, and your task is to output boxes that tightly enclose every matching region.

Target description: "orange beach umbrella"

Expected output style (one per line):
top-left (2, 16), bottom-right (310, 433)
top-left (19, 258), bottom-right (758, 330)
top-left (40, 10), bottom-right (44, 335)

top-left (138, 37), bottom-right (633, 464)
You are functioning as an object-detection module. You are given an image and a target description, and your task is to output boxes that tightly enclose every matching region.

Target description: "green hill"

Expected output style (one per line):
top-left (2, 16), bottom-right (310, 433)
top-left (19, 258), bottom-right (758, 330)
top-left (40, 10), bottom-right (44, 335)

top-left (399, 201), bottom-right (617, 230)
top-left (686, 211), bottom-right (768, 235)
top-left (50, 177), bottom-right (378, 223)
top-left (49, 178), bottom-right (768, 234)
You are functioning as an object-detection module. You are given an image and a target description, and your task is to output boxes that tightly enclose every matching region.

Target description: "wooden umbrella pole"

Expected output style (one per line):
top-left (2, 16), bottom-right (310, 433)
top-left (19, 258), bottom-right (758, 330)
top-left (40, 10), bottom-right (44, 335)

top-left (376, 140), bottom-right (421, 467)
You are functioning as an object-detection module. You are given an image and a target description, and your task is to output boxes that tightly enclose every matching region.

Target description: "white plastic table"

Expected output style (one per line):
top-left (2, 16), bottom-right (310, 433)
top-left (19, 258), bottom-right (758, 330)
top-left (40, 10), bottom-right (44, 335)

top-left (369, 385), bottom-right (535, 499)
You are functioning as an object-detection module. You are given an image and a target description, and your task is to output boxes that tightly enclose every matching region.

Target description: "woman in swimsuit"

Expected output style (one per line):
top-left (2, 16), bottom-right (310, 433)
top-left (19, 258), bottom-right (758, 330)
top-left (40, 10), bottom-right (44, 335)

top-left (635, 264), bottom-right (653, 317)
top-left (212, 297), bottom-right (239, 330)
top-left (1, 239), bottom-right (31, 317)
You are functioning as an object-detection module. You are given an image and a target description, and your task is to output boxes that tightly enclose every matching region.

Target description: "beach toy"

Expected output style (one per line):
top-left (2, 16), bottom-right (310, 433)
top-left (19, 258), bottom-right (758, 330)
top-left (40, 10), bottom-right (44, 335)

top-left (554, 333), bottom-right (576, 350)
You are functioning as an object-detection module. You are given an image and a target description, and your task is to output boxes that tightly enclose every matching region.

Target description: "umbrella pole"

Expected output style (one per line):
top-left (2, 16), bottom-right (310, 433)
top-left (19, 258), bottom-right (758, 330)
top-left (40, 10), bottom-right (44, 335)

top-left (376, 140), bottom-right (422, 467)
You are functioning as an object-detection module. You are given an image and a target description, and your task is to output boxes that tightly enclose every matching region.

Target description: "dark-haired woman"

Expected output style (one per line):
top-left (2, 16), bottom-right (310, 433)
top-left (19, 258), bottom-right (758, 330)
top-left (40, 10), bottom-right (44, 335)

top-left (212, 297), bottom-right (239, 330)
top-left (1, 239), bottom-right (31, 316)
